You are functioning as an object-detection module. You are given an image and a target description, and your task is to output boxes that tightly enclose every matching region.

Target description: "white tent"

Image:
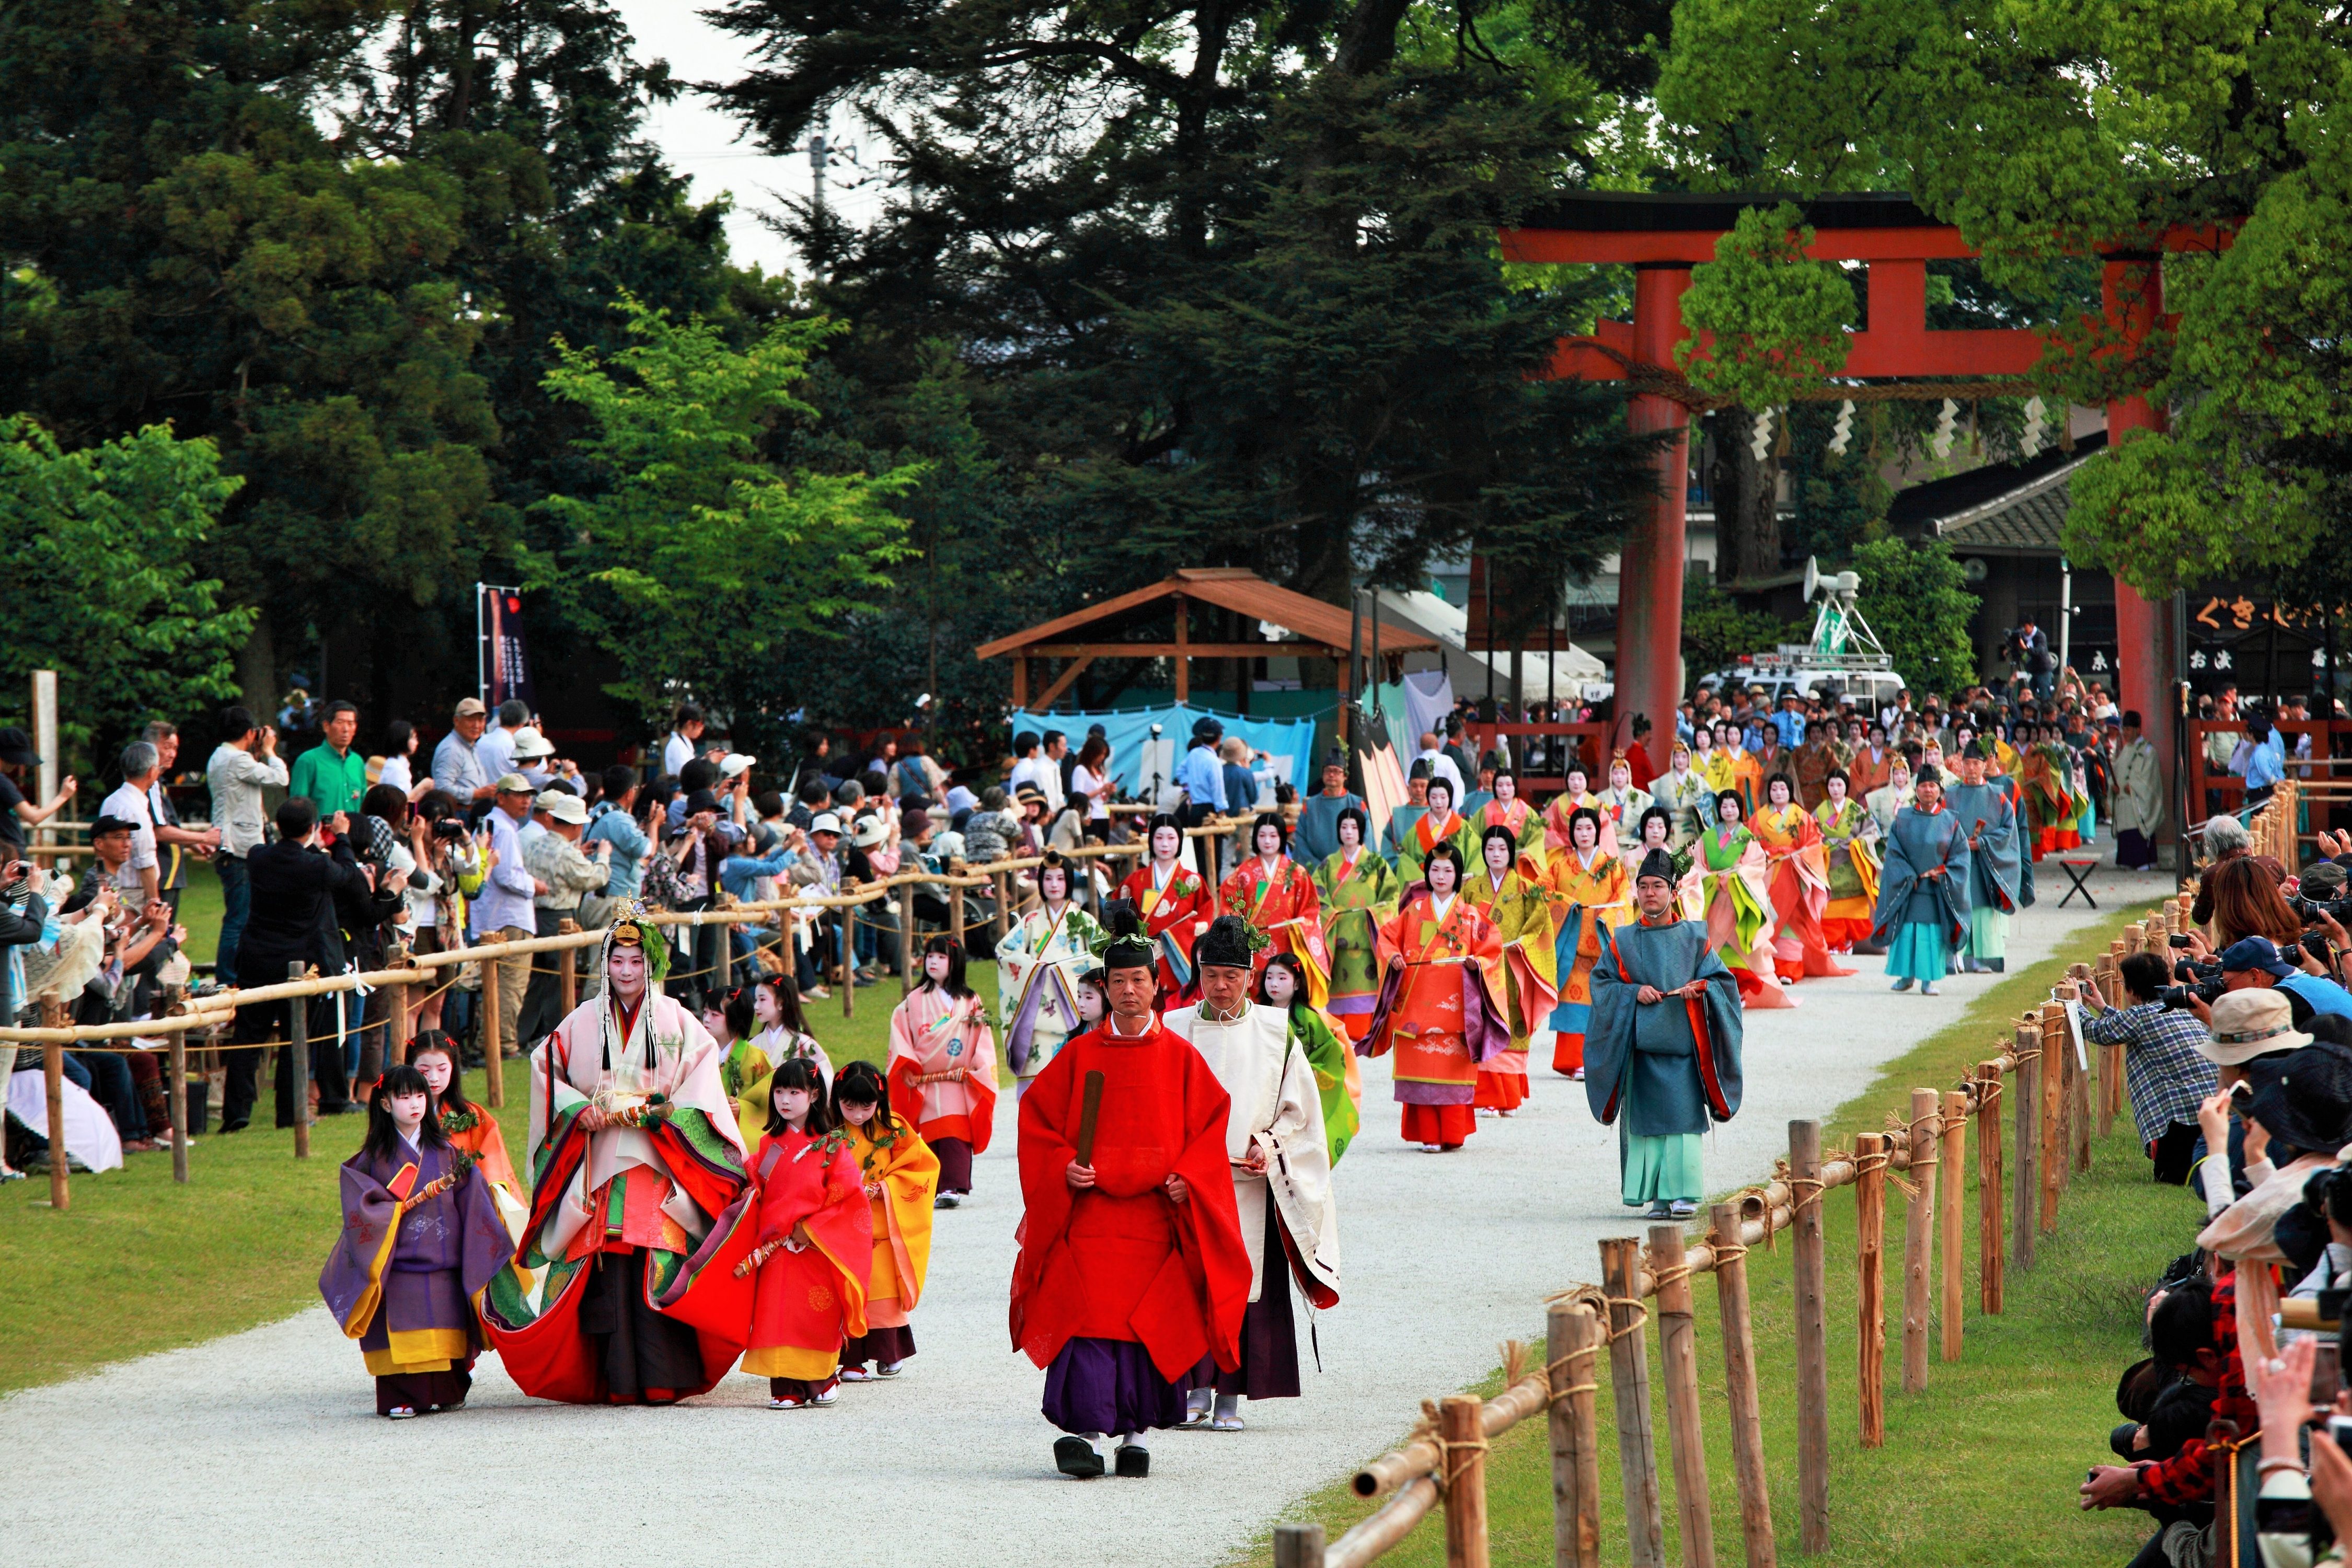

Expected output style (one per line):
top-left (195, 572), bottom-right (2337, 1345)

top-left (1373, 589), bottom-right (1607, 699)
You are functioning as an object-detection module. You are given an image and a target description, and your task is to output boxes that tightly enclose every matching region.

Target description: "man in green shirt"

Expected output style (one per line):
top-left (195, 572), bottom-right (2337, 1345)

top-left (289, 700), bottom-right (366, 820)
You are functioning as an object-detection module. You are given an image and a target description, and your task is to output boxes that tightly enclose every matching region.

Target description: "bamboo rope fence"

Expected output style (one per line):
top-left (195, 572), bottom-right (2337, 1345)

top-left (2, 808), bottom-right (1305, 1208)
top-left (1275, 785), bottom-right (2302, 1568)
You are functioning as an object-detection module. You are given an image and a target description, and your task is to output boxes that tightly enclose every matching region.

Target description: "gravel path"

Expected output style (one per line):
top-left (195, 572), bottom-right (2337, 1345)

top-left (1, 866), bottom-right (2169, 1565)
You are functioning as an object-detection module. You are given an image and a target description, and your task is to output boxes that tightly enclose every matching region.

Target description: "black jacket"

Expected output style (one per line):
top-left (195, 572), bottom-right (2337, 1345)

top-left (236, 836), bottom-right (381, 983)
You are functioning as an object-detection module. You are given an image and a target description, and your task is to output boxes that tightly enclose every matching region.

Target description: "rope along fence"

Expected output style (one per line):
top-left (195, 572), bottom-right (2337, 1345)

top-left (1272, 792), bottom-right (2286, 1568)
top-left (2, 808), bottom-right (1312, 1209)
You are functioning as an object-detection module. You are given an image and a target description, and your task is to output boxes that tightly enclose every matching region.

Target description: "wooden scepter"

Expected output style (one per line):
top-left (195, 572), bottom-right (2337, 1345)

top-left (1076, 1069), bottom-right (1106, 1168)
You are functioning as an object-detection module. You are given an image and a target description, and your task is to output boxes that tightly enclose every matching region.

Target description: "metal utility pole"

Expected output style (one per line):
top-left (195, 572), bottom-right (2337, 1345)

top-left (809, 133), bottom-right (829, 221)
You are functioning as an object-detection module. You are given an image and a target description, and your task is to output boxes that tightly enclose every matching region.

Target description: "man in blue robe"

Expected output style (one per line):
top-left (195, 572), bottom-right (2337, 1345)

top-left (1944, 742), bottom-right (2021, 973)
top-left (1293, 751), bottom-right (1367, 866)
top-left (1872, 765), bottom-right (1970, 997)
top-left (1586, 849), bottom-right (1745, 1220)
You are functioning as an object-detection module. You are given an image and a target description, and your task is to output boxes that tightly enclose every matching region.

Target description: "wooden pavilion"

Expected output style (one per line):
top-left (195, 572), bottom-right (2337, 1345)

top-left (973, 567), bottom-right (1435, 716)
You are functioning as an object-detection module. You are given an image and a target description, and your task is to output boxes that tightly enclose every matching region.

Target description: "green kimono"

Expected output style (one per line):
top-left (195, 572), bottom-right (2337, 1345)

top-left (1315, 847), bottom-right (1402, 1043)
top-left (1288, 1002), bottom-right (1360, 1165)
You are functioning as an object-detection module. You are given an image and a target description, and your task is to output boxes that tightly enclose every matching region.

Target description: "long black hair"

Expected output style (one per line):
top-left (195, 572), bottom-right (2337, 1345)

top-left (764, 1056), bottom-right (837, 1139)
top-left (1334, 804), bottom-right (1368, 847)
top-left (721, 987), bottom-right (757, 1042)
top-left (755, 973), bottom-right (813, 1037)
top-left (360, 1064), bottom-right (446, 1165)
top-left (831, 1058), bottom-right (899, 1137)
top-left (1249, 811), bottom-right (1288, 856)
top-left (403, 1032), bottom-right (473, 1120)
top-left (1256, 950), bottom-right (1312, 1022)
top-left (918, 932), bottom-right (972, 998)
top-left (1635, 804), bottom-right (1674, 846)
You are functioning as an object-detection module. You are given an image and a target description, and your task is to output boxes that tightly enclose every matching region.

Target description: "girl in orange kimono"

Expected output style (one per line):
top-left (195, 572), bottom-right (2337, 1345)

top-left (1813, 769), bottom-right (1882, 951)
top-left (1397, 777), bottom-right (1473, 883)
top-left (831, 1060), bottom-right (938, 1380)
top-left (1361, 843), bottom-right (1510, 1152)
top-left (742, 1057), bottom-right (871, 1409)
top-left (1471, 770), bottom-right (1546, 870)
top-left (1463, 824), bottom-right (1557, 1114)
top-left (1218, 812), bottom-right (1333, 1007)
top-left (1545, 805), bottom-right (1632, 1077)
top-left (1114, 813), bottom-right (1213, 1006)
top-left (1542, 767), bottom-right (1605, 857)
top-left (1751, 774), bottom-right (1857, 984)
top-left (407, 1031), bottom-right (520, 1203)
top-left (885, 935), bottom-right (998, 1208)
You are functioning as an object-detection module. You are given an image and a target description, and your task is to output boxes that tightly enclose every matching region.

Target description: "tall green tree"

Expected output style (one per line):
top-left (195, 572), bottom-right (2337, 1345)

top-left (0, 418), bottom-right (256, 765)
top-left (703, 0), bottom-right (1654, 660)
top-left (525, 296), bottom-right (918, 731)
top-left (1651, 0), bottom-right (2352, 604)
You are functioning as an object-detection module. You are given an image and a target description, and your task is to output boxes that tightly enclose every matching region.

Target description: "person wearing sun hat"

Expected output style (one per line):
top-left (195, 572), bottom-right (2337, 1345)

top-left (2190, 988), bottom-right (2316, 1223)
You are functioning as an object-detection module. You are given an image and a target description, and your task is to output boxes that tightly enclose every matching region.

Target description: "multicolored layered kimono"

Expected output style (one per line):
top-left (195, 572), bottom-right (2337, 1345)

top-left (719, 1038), bottom-right (774, 1103)
top-left (1462, 863), bottom-right (1558, 1112)
top-left (1847, 746), bottom-right (1894, 800)
top-left (1540, 791), bottom-right (1605, 857)
top-left (1704, 747), bottom-right (1762, 817)
top-left (740, 1127), bottom-right (871, 1389)
top-left (1585, 915), bottom-right (1744, 1208)
top-left (1681, 824), bottom-right (1788, 1008)
top-left (1219, 855), bottom-right (1333, 1007)
top-left (1396, 808), bottom-right (1473, 883)
top-left (997, 901), bottom-right (1106, 1083)
top-left (885, 985), bottom-right (998, 1194)
top-left (1295, 787), bottom-right (1368, 864)
top-left (1650, 767), bottom-right (1716, 849)
top-left (483, 989), bottom-right (750, 1405)
top-left (1283, 1000), bottom-right (1361, 1164)
top-left (1544, 847), bottom-right (1633, 1075)
top-left (1315, 846), bottom-right (1401, 1041)
top-left (1011, 1020), bottom-right (1250, 1437)
top-left (1812, 797), bottom-right (1881, 950)
top-left (1361, 889), bottom-right (1509, 1149)
top-left (1872, 802), bottom-right (1971, 984)
top-left (1593, 786), bottom-right (1654, 857)
top-left (1115, 858), bottom-right (1213, 1006)
top-left (1750, 803), bottom-right (1856, 984)
top-left (840, 1116), bottom-right (939, 1369)
top-left (734, 1028), bottom-right (832, 1150)
top-left (2020, 744), bottom-right (2087, 859)
top-left (321, 1140), bottom-right (513, 1415)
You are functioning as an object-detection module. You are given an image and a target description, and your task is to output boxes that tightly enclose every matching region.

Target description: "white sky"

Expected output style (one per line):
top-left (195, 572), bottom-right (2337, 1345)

top-left (612, 2), bottom-right (885, 280)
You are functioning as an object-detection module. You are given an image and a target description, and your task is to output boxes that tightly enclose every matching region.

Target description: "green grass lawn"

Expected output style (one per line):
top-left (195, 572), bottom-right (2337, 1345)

top-left (1236, 902), bottom-right (2193, 1568)
top-left (0, 910), bottom-right (997, 1396)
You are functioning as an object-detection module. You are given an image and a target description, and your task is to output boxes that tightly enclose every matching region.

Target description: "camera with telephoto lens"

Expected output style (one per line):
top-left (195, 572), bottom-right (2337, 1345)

top-left (2291, 891), bottom-right (2352, 926)
top-left (2157, 956), bottom-right (2227, 1010)
top-left (431, 817), bottom-right (468, 841)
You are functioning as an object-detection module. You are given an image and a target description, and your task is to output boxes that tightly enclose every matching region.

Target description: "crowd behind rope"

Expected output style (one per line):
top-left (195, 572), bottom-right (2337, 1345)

top-left (0, 668), bottom-right (2329, 1174)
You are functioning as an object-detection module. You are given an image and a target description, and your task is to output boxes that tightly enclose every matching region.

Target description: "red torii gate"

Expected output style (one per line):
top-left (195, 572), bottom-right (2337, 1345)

top-left (1501, 192), bottom-right (2223, 835)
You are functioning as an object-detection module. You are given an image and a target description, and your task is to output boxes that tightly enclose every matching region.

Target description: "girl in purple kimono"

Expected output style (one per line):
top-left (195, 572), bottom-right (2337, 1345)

top-left (320, 1064), bottom-right (513, 1417)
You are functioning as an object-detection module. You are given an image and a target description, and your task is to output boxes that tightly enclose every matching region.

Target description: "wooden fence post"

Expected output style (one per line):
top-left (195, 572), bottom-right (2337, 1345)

top-left (1600, 1237), bottom-right (1666, 1568)
top-left (1709, 1202), bottom-right (1775, 1568)
top-left (163, 982), bottom-right (190, 1184)
top-left (481, 948), bottom-right (504, 1109)
top-left (2067, 991), bottom-right (2094, 1175)
top-left (1274, 1523), bottom-right (1326, 1568)
top-left (1855, 1132), bottom-right (1888, 1448)
top-left (287, 961), bottom-right (312, 1159)
top-left (558, 919), bottom-right (580, 1018)
top-left (715, 906), bottom-right (733, 995)
top-left (2012, 1024), bottom-right (2037, 1267)
top-left (1978, 1062), bottom-right (2004, 1312)
top-left (950, 879), bottom-right (966, 954)
top-left (2038, 1004), bottom-right (2066, 1228)
top-left (1440, 1392), bottom-right (1491, 1568)
top-left (1940, 1088), bottom-right (1967, 1362)
top-left (1901, 1089), bottom-right (1939, 1394)
top-left (2093, 958), bottom-right (2122, 1135)
top-left (839, 910), bottom-right (856, 1019)
top-left (384, 941), bottom-right (412, 1066)
top-left (1548, 1299), bottom-right (1602, 1568)
top-left (39, 992), bottom-right (67, 1210)
top-left (1790, 1120), bottom-right (1830, 1552)
top-left (1647, 1224), bottom-right (1715, 1568)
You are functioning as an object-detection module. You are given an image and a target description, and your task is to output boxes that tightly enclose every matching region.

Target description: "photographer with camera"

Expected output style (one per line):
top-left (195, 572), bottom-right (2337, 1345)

top-left (2008, 616), bottom-right (2056, 701)
top-left (2186, 937), bottom-right (2352, 1034)
top-left (2079, 951), bottom-right (2221, 1184)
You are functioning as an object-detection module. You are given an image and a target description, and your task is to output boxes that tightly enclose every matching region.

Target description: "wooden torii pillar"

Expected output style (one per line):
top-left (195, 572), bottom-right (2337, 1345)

top-left (1502, 193), bottom-right (2227, 857)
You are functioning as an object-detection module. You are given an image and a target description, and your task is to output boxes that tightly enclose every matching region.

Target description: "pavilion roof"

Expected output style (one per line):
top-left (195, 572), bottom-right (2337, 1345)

top-left (973, 568), bottom-right (1436, 660)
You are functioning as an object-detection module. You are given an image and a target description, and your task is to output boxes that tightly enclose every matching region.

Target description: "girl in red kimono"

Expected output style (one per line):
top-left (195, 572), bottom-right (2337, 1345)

top-left (742, 1058), bottom-right (871, 1409)
top-left (1750, 773), bottom-right (1856, 984)
top-left (1362, 842), bottom-right (1510, 1152)
top-left (831, 1060), bottom-right (939, 1380)
top-left (886, 935), bottom-right (998, 1208)
top-left (1217, 812), bottom-right (1332, 1006)
top-left (1114, 813), bottom-right (1212, 1007)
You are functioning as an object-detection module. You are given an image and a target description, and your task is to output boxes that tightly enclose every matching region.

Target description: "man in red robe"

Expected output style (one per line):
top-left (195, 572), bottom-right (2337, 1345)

top-left (1010, 910), bottom-right (1250, 1479)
